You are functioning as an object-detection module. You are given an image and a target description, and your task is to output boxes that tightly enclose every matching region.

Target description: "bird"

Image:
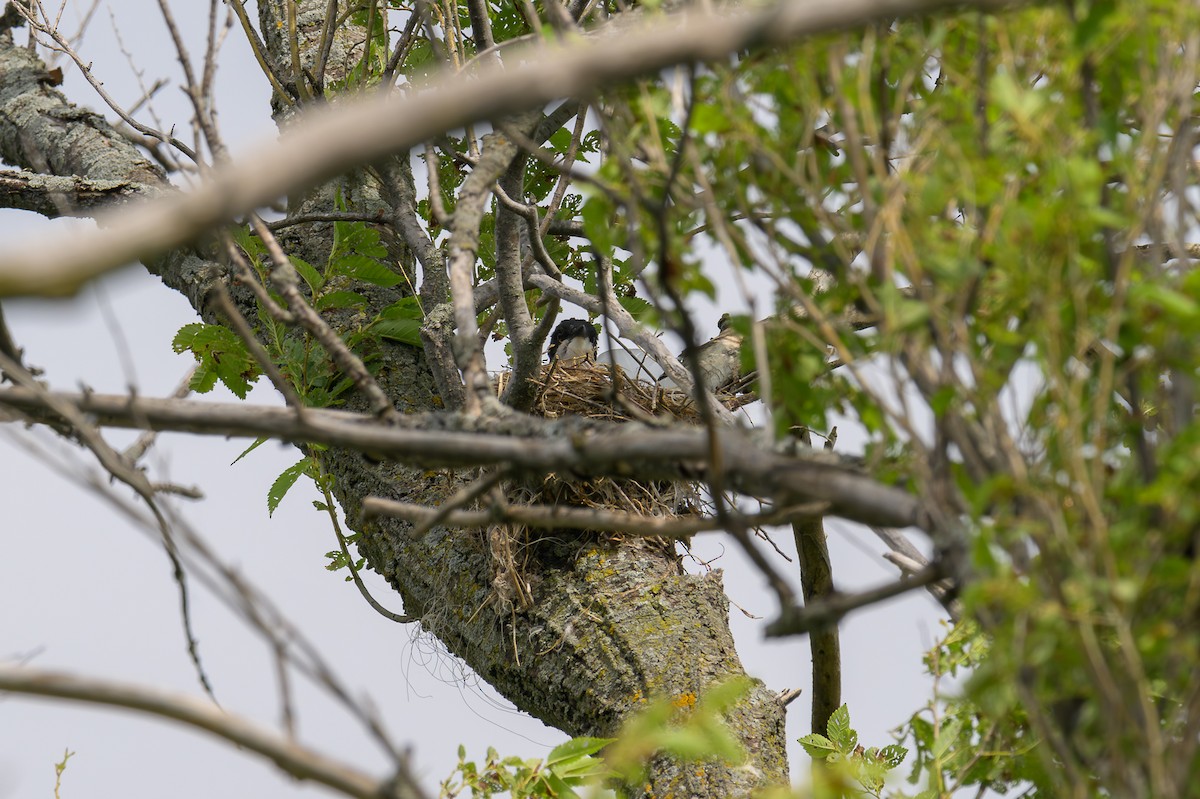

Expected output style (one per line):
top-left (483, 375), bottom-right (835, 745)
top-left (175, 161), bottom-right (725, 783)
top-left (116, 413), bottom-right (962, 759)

top-left (692, 313), bottom-right (744, 391)
top-left (547, 318), bottom-right (599, 363)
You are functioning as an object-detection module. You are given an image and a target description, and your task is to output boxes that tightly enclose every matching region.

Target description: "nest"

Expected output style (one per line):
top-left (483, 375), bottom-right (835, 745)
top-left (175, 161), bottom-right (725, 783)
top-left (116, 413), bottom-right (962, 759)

top-left (485, 361), bottom-right (742, 614)
top-left (499, 359), bottom-right (755, 419)
top-left (495, 360), bottom-right (693, 423)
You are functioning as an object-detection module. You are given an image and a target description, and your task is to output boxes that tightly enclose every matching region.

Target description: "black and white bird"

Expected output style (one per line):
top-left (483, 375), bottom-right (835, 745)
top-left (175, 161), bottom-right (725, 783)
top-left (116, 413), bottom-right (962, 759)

top-left (547, 318), bottom-right (599, 363)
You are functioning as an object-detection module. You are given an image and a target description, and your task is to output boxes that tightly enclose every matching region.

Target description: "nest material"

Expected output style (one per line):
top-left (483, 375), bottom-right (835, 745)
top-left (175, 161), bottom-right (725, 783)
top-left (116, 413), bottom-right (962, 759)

top-left (496, 360), bottom-right (750, 423)
top-left (487, 360), bottom-right (738, 613)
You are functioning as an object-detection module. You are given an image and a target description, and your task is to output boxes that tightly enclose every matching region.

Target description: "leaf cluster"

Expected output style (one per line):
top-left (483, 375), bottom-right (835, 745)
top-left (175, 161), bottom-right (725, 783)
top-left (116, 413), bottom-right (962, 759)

top-left (800, 704), bottom-right (908, 798)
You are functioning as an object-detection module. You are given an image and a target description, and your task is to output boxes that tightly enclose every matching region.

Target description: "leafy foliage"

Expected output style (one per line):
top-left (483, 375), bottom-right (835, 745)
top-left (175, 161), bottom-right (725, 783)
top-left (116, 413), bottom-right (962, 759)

top-left (171, 323), bottom-right (261, 399)
top-left (800, 705), bottom-right (907, 798)
top-left (440, 737), bottom-right (613, 799)
top-left (267, 456), bottom-right (316, 517)
top-left (441, 679), bottom-right (756, 798)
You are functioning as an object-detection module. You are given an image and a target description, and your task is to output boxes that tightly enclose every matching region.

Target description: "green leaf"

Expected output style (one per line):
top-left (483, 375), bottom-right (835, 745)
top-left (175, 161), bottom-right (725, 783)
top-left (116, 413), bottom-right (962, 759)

top-left (172, 323), bottom-right (261, 398)
top-left (878, 743), bottom-right (909, 769)
top-left (541, 771), bottom-right (581, 799)
top-left (189, 362), bottom-right (219, 394)
top-left (291, 256), bottom-right (324, 293)
top-left (231, 224), bottom-right (266, 261)
top-left (617, 295), bottom-right (656, 324)
top-left (931, 716), bottom-right (963, 760)
top-left (692, 103), bottom-right (730, 135)
top-left (268, 457), bottom-right (311, 517)
top-left (799, 733), bottom-right (838, 759)
top-left (581, 193), bottom-right (616, 254)
top-left (315, 290), bottom-right (369, 311)
top-left (370, 298), bottom-right (425, 345)
top-left (333, 254), bottom-right (403, 287)
top-left (545, 737), bottom-right (613, 766)
top-left (231, 436), bottom-right (269, 465)
top-left (1074, 0), bottom-right (1115, 47)
top-left (826, 704), bottom-right (852, 747)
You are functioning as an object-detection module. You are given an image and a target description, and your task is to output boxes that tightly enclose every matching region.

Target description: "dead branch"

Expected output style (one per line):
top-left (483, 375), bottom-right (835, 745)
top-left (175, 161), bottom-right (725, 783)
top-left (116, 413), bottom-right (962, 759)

top-left (0, 665), bottom-right (426, 799)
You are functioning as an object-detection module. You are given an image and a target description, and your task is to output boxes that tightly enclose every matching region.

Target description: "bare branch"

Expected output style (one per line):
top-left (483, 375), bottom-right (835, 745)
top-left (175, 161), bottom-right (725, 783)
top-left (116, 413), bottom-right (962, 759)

top-left (363, 496), bottom-right (829, 538)
top-left (0, 351), bottom-right (216, 700)
top-left (0, 665), bottom-right (426, 799)
top-left (0, 386), bottom-right (930, 531)
top-left (871, 524), bottom-right (962, 620)
top-left (765, 564), bottom-right (946, 637)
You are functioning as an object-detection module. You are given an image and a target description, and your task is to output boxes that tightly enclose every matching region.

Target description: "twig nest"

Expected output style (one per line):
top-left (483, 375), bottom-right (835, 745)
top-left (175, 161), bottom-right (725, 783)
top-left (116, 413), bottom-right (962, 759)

top-left (485, 361), bottom-right (744, 614)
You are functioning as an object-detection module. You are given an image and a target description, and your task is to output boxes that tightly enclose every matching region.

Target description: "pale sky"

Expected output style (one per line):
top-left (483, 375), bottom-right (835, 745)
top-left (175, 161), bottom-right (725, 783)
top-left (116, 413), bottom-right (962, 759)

top-left (0, 4), bottom-right (948, 797)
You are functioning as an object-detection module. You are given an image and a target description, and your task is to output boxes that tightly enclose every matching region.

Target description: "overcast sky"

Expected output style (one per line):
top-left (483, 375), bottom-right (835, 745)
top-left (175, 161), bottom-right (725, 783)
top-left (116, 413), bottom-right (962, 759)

top-left (0, 4), bottom-right (947, 797)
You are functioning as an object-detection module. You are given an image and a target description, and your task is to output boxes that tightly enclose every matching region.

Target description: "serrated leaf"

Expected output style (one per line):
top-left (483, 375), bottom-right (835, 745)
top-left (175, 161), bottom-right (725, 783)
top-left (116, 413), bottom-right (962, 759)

top-left (799, 733), bottom-right (838, 759)
top-left (171, 322), bottom-right (210, 352)
top-left (617, 295), bottom-right (655, 323)
top-left (231, 436), bottom-right (269, 465)
top-left (826, 704), bottom-right (851, 745)
top-left (215, 357), bottom-right (254, 399)
top-left (316, 290), bottom-right (369, 310)
top-left (334, 254), bottom-right (402, 287)
top-left (878, 743), bottom-right (908, 769)
top-left (173, 322), bottom-right (261, 397)
top-left (268, 457), bottom-right (311, 517)
top-left (189, 362), bottom-right (219, 393)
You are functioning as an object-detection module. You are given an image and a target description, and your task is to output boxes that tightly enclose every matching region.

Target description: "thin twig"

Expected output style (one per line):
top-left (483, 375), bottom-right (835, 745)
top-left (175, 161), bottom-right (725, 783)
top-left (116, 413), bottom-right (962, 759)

top-left (210, 283), bottom-right (307, 414)
top-left (316, 465), bottom-right (415, 624)
top-left (14, 3), bottom-right (198, 161)
top-left (121, 365), bottom-right (197, 464)
top-left (0, 351), bottom-right (217, 702)
top-left (765, 563), bottom-right (944, 636)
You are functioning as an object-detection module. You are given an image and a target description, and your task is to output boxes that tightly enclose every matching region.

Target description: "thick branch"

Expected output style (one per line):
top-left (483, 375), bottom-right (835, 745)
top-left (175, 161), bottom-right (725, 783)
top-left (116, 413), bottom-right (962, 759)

top-left (0, 168), bottom-right (142, 215)
top-left (0, 386), bottom-right (929, 531)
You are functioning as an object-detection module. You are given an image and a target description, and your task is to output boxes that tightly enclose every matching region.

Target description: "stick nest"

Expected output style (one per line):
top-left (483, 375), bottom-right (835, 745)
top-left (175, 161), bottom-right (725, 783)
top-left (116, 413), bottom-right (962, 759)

top-left (496, 360), bottom-right (750, 423)
top-left (485, 361), bottom-right (742, 613)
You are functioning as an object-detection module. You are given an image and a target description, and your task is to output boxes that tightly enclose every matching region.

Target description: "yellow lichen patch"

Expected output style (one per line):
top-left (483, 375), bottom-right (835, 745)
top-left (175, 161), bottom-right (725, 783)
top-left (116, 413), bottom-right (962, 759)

top-left (672, 691), bottom-right (697, 709)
